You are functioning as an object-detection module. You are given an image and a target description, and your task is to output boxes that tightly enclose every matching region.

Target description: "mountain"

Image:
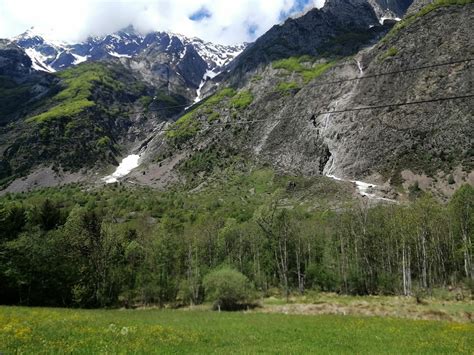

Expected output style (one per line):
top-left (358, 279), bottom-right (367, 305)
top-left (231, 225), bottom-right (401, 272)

top-left (0, 40), bottom-right (190, 188)
top-left (14, 26), bottom-right (246, 73)
top-left (215, 0), bottom-right (388, 89)
top-left (1, 0), bottom-right (472, 200)
top-left (13, 27), bottom-right (245, 101)
top-left (127, 0), bottom-right (473, 200)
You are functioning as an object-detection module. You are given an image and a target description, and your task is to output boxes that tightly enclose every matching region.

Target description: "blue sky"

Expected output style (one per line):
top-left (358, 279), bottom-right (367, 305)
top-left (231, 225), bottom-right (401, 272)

top-left (0, 0), bottom-right (325, 44)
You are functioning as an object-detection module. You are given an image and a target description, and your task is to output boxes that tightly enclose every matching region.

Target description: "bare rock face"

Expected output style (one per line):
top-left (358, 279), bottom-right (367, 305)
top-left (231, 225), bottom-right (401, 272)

top-left (222, 0), bottom-right (382, 83)
top-left (0, 40), bottom-right (33, 79)
top-left (368, 0), bottom-right (413, 18)
top-left (251, 4), bottom-right (473, 181)
top-left (145, 0), bottom-right (472, 198)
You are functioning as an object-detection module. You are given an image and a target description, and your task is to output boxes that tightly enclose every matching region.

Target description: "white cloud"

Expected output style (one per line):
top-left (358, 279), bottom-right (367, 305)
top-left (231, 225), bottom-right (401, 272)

top-left (0, 0), bottom-right (326, 44)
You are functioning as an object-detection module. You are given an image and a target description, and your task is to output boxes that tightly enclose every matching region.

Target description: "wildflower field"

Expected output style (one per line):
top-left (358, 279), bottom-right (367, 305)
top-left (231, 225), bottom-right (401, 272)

top-left (1, 306), bottom-right (473, 354)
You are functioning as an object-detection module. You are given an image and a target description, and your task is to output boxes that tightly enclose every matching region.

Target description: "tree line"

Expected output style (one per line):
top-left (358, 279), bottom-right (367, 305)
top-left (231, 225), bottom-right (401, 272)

top-left (0, 184), bottom-right (472, 308)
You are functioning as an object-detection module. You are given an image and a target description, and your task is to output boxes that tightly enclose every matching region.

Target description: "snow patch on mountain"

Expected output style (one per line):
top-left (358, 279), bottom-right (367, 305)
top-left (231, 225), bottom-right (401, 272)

top-left (103, 154), bottom-right (140, 184)
top-left (13, 27), bottom-right (247, 75)
top-left (24, 48), bottom-right (56, 72)
top-left (194, 70), bottom-right (219, 103)
top-left (380, 16), bottom-right (401, 24)
top-left (72, 53), bottom-right (88, 65)
top-left (109, 51), bottom-right (132, 58)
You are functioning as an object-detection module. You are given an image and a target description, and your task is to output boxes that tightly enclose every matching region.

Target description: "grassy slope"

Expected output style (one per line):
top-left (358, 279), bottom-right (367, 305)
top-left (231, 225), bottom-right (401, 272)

top-left (1, 307), bottom-right (472, 353)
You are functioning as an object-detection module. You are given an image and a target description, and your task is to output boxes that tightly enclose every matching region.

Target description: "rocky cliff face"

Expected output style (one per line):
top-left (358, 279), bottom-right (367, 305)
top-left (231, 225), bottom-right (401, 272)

top-left (369, 0), bottom-right (413, 18)
top-left (221, 0), bottom-right (381, 80)
top-left (134, 0), bottom-right (472, 199)
top-left (0, 40), bottom-right (57, 125)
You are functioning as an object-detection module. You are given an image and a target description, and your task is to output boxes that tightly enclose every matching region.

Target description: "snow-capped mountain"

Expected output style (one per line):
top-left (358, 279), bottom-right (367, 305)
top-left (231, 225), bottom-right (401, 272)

top-left (13, 26), bottom-right (246, 75)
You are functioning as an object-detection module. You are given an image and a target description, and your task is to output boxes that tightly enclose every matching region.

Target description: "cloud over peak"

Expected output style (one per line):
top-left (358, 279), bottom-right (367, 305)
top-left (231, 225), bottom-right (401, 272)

top-left (0, 0), bottom-right (325, 45)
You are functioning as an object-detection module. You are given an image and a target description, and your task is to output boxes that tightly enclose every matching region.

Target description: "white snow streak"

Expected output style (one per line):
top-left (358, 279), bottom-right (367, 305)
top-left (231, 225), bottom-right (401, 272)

top-left (108, 51), bottom-right (132, 58)
top-left (326, 174), bottom-right (394, 202)
top-left (356, 60), bottom-right (363, 75)
top-left (380, 16), bottom-right (401, 25)
top-left (72, 53), bottom-right (88, 65)
top-left (25, 48), bottom-right (56, 72)
top-left (194, 70), bottom-right (219, 103)
top-left (103, 155), bottom-right (140, 184)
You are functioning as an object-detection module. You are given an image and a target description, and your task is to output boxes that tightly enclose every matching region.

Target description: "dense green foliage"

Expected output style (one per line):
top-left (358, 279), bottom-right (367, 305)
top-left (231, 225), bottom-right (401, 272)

top-left (1, 307), bottom-right (473, 353)
top-left (165, 110), bottom-right (203, 145)
top-left (273, 57), bottom-right (334, 83)
top-left (203, 268), bottom-right (254, 310)
top-left (0, 166), bottom-right (472, 308)
top-left (230, 90), bottom-right (254, 110)
top-left (0, 76), bottom-right (36, 123)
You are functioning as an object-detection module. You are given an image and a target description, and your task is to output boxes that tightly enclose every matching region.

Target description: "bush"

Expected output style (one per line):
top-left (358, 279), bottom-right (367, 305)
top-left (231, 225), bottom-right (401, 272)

top-left (276, 82), bottom-right (300, 92)
top-left (203, 267), bottom-right (255, 311)
top-left (272, 57), bottom-right (334, 83)
top-left (380, 47), bottom-right (398, 61)
top-left (230, 90), bottom-right (254, 110)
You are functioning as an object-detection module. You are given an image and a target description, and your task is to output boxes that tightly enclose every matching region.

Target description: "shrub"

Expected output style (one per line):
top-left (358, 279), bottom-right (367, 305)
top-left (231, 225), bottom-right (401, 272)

top-left (380, 47), bottom-right (398, 61)
top-left (273, 57), bottom-right (334, 84)
top-left (203, 267), bottom-right (255, 311)
top-left (96, 136), bottom-right (111, 148)
top-left (276, 82), bottom-right (300, 92)
top-left (408, 181), bottom-right (423, 200)
top-left (447, 174), bottom-right (455, 185)
top-left (230, 90), bottom-right (254, 110)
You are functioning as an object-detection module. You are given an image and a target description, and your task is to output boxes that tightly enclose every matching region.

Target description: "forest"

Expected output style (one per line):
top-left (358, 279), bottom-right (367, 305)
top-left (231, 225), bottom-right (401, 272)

top-left (0, 170), bottom-right (472, 308)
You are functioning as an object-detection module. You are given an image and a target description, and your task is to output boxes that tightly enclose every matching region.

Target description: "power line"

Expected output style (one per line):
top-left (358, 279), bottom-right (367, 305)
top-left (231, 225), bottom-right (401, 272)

top-left (2, 92), bottom-right (472, 143)
top-left (150, 93), bottom-right (474, 133)
top-left (142, 58), bottom-right (473, 112)
top-left (314, 93), bottom-right (474, 116)
top-left (1, 58), bottom-right (472, 142)
top-left (308, 58), bottom-right (473, 88)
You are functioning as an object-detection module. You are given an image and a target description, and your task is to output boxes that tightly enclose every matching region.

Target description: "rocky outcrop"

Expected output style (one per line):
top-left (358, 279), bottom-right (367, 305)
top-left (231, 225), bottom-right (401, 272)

top-left (0, 40), bottom-right (32, 78)
top-left (145, 0), bottom-right (472, 199)
top-left (369, 0), bottom-right (413, 18)
top-left (222, 0), bottom-right (382, 81)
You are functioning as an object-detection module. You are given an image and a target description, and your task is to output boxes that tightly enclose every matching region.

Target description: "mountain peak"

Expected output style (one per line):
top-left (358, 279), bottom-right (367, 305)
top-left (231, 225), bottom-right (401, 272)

top-left (11, 27), bottom-right (247, 82)
top-left (118, 24), bottom-right (140, 36)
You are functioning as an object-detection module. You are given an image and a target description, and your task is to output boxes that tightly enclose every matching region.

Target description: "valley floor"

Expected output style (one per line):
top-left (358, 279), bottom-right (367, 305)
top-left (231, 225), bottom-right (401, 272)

top-left (1, 296), bottom-right (473, 354)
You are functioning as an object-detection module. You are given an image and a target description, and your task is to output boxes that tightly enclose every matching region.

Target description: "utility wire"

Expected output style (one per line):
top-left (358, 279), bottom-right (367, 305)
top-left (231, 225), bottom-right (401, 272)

top-left (2, 93), bottom-right (472, 143)
top-left (308, 58), bottom-right (473, 88)
top-left (1, 59), bottom-right (472, 143)
top-left (141, 57), bottom-right (473, 112)
top-left (144, 93), bottom-right (474, 133)
top-left (313, 93), bottom-right (474, 116)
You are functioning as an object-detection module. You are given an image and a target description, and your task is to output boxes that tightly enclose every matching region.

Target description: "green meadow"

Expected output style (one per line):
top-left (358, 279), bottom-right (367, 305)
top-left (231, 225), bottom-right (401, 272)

top-left (1, 306), bottom-right (473, 354)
